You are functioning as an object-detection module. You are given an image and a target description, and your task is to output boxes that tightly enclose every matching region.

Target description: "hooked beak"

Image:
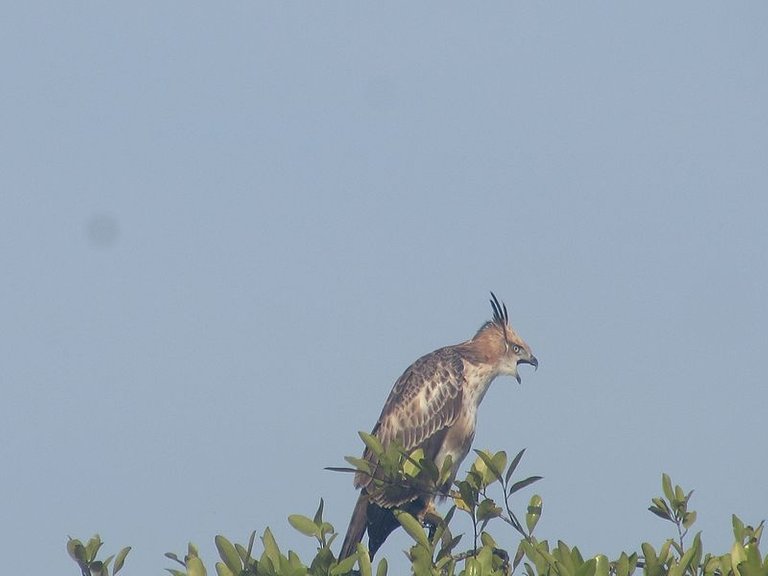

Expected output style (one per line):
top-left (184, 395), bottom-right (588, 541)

top-left (515, 354), bottom-right (538, 384)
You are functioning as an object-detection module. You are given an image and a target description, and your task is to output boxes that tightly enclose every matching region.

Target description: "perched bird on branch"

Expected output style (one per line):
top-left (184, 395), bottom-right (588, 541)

top-left (339, 293), bottom-right (538, 560)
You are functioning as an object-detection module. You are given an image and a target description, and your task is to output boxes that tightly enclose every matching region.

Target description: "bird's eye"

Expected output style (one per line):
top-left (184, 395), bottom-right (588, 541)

top-left (512, 345), bottom-right (522, 354)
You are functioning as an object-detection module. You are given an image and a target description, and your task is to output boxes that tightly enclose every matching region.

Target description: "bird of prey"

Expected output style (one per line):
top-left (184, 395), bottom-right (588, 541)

top-left (339, 293), bottom-right (538, 560)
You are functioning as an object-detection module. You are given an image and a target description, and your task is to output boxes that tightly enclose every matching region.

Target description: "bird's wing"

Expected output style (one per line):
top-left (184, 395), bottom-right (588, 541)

top-left (355, 346), bottom-right (465, 489)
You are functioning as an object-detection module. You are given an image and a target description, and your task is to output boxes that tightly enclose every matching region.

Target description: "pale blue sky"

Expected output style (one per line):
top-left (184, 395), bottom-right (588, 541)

top-left (2, 3), bottom-right (766, 574)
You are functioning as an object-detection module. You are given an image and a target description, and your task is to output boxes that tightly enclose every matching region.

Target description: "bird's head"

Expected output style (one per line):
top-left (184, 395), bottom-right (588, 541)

top-left (472, 292), bottom-right (538, 383)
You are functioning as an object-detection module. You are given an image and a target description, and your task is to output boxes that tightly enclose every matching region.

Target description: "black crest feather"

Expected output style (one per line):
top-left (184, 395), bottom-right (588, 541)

top-left (489, 292), bottom-right (508, 325)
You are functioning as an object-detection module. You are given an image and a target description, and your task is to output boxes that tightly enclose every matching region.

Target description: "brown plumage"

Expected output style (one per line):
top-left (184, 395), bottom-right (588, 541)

top-left (339, 293), bottom-right (538, 560)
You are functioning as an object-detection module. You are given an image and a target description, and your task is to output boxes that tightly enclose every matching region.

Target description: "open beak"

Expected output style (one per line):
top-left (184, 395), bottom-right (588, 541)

top-left (516, 355), bottom-right (538, 383)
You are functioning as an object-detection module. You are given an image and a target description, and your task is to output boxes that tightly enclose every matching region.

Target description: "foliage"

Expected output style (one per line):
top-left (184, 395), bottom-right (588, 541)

top-left (67, 445), bottom-right (766, 576)
top-left (66, 534), bottom-right (130, 576)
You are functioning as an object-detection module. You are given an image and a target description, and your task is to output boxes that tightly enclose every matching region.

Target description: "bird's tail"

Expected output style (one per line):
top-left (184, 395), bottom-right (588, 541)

top-left (340, 493), bottom-right (368, 560)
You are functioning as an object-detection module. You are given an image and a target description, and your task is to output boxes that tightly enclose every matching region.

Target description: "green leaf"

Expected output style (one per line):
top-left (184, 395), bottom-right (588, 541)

top-left (431, 505), bottom-right (455, 544)
top-left (439, 455), bottom-right (455, 486)
top-left (246, 530), bottom-right (257, 559)
top-left (85, 535), bottom-right (103, 562)
top-left (403, 448), bottom-right (425, 477)
top-left (649, 505), bottom-right (672, 521)
top-left (113, 546), bottom-right (131, 575)
top-left (752, 519), bottom-right (764, 543)
top-left (261, 528), bottom-right (282, 568)
top-left (357, 543), bottom-right (372, 576)
top-left (575, 558), bottom-right (596, 576)
top-left (730, 541), bottom-right (747, 568)
top-left (289, 514), bottom-right (320, 538)
top-left (409, 543), bottom-right (434, 575)
top-left (676, 546), bottom-right (696, 576)
top-left (320, 521), bottom-right (335, 538)
top-left (659, 539), bottom-right (672, 564)
top-left (615, 552), bottom-right (630, 576)
top-left (67, 539), bottom-right (88, 566)
top-left (234, 544), bottom-right (249, 565)
top-left (215, 562), bottom-right (235, 576)
top-left (476, 545), bottom-right (494, 571)
top-left (674, 485), bottom-right (685, 506)
top-left (594, 555), bottom-right (610, 576)
top-left (165, 552), bottom-right (185, 567)
top-left (420, 454), bottom-right (440, 484)
top-left (492, 451), bottom-right (508, 481)
top-left (743, 542), bottom-right (764, 576)
top-left (443, 504), bottom-right (456, 525)
top-left (509, 475), bottom-right (543, 495)
top-left (326, 466), bottom-right (360, 475)
top-left (343, 457), bottom-right (372, 475)
top-left (466, 556), bottom-right (481, 576)
top-left (477, 498), bottom-right (502, 522)
top-left (376, 557), bottom-right (388, 576)
top-left (440, 534), bottom-right (463, 556)
top-left (662, 474), bottom-right (674, 502)
top-left (215, 536), bottom-right (242, 574)
top-left (187, 556), bottom-right (207, 576)
top-left (394, 510), bottom-right (430, 548)
top-left (733, 515), bottom-right (746, 542)
top-left (466, 469), bottom-right (483, 491)
top-left (310, 548), bottom-right (335, 574)
top-left (642, 543), bottom-right (663, 576)
top-left (284, 550), bottom-right (307, 575)
top-left (480, 531), bottom-right (497, 548)
top-left (641, 543), bottom-right (656, 562)
top-left (701, 556), bottom-right (719, 576)
top-left (689, 533), bottom-right (703, 576)
top-left (457, 480), bottom-right (478, 509)
top-left (526, 494), bottom-right (542, 533)
top-left (683, 511), bottom-right (697, 530)
top-left (359, 431), bottom-right (385, 457)
top-left (528, 542), bottom-right (554, 576)
top-left (472, 450), bottom-right (497, 486)
top-left (313, 498), bottom-right (325, 525)
top-left (331, 553), bottom-right (359, 575)
top-left (506, 449), bottom-right (526, 483)
top-left (554, 541), bottom-right (575, 576)
top-left (513, 542), bottom-right (527, 571)
top-left (473, 449), bottom-right (505, 485)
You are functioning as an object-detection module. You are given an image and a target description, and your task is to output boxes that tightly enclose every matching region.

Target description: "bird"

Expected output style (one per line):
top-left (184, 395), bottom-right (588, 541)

top-left (339, 293), bottom-right (538, 560)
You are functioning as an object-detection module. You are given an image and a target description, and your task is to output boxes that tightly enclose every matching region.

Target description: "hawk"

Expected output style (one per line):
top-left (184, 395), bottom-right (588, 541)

top-left (339, 293), bottom-right (538, 559)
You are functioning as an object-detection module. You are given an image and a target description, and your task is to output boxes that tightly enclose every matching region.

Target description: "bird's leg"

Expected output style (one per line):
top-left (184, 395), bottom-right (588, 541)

top-left (492, 548), bottom-right (510, 575)
top-left (418, 501), bottom-right (443, 541)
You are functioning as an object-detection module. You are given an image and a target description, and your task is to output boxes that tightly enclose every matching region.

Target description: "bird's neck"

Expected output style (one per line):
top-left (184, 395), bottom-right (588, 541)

top-left (462, 361), bottom-right (500, 409)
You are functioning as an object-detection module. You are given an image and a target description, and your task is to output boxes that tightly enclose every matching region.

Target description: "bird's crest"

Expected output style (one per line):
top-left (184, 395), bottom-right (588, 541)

top-left (489, 292), bottom-right (508, 326)
top-left (489, 292), bottom-right (510, 343)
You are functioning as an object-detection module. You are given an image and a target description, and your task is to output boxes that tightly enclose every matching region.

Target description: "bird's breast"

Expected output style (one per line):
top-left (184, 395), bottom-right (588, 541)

top-left (434, 408), bottom-right (478, 481)
top-left (434, 363), bottom-right (497, 483)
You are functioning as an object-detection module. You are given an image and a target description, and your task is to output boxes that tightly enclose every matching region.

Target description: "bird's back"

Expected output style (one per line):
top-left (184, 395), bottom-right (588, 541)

top-left (354, 346), bottom-right (466, 493)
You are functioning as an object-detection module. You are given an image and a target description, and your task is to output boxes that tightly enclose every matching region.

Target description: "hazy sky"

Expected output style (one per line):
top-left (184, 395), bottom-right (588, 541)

top-left (2, 3), bottom-right (766, 574)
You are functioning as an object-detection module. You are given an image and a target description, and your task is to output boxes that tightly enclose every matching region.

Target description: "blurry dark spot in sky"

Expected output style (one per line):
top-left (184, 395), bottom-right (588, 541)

top-left (85, 213), bottom-right (120, 248)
